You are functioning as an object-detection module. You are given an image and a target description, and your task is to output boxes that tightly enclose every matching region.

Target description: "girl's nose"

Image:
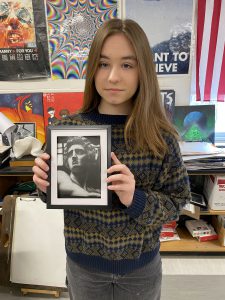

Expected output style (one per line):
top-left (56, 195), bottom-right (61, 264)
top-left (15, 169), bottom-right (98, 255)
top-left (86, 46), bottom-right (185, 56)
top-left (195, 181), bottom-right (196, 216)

top-left (108, 67), bottom-right (120, 83)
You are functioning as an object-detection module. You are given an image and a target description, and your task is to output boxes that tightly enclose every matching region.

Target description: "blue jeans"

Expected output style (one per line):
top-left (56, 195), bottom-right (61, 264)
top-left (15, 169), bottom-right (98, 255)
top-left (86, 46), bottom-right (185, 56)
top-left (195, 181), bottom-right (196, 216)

top-left (66, 253), bottom-right (162, 300)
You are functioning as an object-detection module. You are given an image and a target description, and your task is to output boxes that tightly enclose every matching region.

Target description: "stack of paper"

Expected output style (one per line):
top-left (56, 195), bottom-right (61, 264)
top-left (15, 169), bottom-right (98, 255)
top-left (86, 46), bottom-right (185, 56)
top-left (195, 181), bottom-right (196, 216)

top-left (179, 142), bottom-right (225, 171)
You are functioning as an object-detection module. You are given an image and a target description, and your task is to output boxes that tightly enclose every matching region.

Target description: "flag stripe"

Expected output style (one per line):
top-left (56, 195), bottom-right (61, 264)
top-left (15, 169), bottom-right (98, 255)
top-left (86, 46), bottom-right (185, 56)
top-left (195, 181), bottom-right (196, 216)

top-left (195, 0), bottom-right (225, 102)
top-left (217, 45), bottom-right (225, 101)
top-left (204, 0), bottom-right (221, 100)
top-left (196, 0), bottom-right (206, 101)
top-left (199, 0), bottom-right (214, 101)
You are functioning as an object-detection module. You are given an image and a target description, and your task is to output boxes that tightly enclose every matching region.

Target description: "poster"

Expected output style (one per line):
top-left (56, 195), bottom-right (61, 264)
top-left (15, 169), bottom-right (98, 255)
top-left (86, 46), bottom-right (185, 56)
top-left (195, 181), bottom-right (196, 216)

top-left (0, 0), bottom-right (50, 80)
top-left (125, 0), bottom-right (193, 75)
top-left (47, 0), bottom-right (118, 79)
top-left (173, 105), bottom-right (215, 143)
top-left (160, 89), bottom-right (175, 121)
top-left (43, 92), bottom-right (83, 129)
top-left (0, 93), bottom-right (45, 144)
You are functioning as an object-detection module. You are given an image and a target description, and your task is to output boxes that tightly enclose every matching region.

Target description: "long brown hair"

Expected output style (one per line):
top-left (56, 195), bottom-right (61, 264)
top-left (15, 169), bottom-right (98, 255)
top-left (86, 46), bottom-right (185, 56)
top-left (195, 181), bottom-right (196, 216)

top-left (81, 18), bottom-right (178, 157)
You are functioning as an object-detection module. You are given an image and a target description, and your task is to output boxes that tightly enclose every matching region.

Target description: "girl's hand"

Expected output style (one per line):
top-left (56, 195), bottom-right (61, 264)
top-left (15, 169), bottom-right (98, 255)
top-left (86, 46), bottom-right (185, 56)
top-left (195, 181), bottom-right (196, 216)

top-left (106, 152), bottom-right (135, 207)
top-left (32, 153), bottom-right (50, 193)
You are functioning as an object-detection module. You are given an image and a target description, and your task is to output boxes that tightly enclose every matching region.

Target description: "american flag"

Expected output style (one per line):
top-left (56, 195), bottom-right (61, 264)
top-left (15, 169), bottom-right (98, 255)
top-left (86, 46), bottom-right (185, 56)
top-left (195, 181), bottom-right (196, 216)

top-left (193, 0), bottom-right (225, 102)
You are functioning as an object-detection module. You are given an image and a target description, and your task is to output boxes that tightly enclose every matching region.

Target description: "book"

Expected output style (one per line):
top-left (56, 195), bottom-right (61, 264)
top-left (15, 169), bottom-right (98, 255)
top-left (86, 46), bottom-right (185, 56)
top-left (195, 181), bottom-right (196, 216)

top-left (9, 155), bottom-right (35, 167)
top-left (196, 225), bottom-right (218, 242)
top-left (185, 219), bottom-right (212, 237)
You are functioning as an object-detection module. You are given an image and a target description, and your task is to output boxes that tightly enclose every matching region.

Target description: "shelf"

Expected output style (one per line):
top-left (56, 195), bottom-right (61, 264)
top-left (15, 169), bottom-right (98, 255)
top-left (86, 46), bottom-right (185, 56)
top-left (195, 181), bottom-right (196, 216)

top-left (187, 169), bottom-right (225, 175)
top-left (0, 166), bottom-right (33, 176)
top-left (160, 227), bottom-right (225, 253)
top-left (200, 209), bottom-right (225, 215)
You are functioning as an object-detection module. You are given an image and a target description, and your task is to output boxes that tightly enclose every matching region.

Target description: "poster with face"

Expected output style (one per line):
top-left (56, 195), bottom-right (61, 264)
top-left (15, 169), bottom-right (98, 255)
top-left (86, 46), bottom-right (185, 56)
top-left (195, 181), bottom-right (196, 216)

top-left (0, 0), bottom-right (36, 48)
top-left (43, 92), bottom-right (84, 130)
top-left (0, 0), bottom-right (50, 80)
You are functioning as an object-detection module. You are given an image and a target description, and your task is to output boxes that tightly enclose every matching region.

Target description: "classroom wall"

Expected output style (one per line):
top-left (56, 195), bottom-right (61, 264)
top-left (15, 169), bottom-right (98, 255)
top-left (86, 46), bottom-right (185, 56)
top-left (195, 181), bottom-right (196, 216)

top-left (0, 73), bottom-right (192, 106)
top-left (0, 0), bottom-right (195, 106)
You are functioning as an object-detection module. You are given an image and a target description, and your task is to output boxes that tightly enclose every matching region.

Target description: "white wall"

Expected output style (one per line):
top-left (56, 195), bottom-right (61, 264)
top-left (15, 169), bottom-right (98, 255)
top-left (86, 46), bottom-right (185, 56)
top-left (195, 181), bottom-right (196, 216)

top-left (0, 70), bottom-right (192, 106)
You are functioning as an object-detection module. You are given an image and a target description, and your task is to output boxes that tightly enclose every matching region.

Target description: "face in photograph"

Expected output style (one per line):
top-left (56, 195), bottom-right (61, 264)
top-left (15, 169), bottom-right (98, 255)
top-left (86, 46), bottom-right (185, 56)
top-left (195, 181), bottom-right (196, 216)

top-left (67, 144), bottom-right (88, 173)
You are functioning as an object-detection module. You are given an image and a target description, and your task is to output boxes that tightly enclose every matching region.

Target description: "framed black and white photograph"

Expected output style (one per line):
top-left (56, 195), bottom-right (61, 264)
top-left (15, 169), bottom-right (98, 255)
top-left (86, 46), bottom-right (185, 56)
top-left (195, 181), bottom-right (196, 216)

top-left (46, 125), bottom-right (111, 209)
top-left (13, 122), bottom-right (36, 141)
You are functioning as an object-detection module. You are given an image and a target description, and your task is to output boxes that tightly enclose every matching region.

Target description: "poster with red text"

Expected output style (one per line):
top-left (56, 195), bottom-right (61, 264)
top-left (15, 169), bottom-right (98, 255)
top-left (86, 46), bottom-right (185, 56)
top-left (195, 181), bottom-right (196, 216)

top-left (43, 92), bottom-right (83, 129)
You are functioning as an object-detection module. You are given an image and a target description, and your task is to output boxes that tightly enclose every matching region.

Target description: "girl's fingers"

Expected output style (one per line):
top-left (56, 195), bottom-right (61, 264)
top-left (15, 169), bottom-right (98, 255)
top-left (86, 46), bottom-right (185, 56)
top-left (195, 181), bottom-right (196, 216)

top-left (33, 175), bottom-right (49, 187)
top-left (39, 152), bottom-right (50, 160)
top-left (107, 164), bottom-right (132, 176)
top-left (34, 157), bottom-right (49, 172)
top-left (32, 165), bottom-right (48, 180)
top-left (107, 184), bottom-right (128, 191)
top-left (111, 152), bottom-right (122, 165)
top-left (106, 173), bottom-right (130, 183)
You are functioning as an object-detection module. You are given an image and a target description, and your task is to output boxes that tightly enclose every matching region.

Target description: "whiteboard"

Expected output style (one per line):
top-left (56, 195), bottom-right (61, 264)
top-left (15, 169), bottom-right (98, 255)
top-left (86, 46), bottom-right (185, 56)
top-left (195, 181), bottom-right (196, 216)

top-left (10, 197), bottom-right (66, 287)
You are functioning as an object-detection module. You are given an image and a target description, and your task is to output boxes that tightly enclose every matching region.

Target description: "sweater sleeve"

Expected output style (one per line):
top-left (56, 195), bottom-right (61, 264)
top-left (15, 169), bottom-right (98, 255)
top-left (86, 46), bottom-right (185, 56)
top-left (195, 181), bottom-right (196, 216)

top-left (123, 135), bottom-right (192, 227)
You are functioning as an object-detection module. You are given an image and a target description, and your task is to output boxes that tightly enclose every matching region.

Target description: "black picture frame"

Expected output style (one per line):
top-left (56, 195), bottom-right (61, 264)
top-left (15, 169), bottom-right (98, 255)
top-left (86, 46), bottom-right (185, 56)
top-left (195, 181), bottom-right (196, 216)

top-left (190, 192), bottom-right (207, 208)
top-left (14, 122), bottom-right (36, 139)
top-left (46, 125), bottom-right (111, 209)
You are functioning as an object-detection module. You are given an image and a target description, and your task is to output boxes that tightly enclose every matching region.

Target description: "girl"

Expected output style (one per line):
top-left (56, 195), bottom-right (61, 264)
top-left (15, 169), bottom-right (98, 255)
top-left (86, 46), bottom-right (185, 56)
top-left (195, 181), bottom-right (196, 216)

top-left (33, 18), bottom-right (191, 300)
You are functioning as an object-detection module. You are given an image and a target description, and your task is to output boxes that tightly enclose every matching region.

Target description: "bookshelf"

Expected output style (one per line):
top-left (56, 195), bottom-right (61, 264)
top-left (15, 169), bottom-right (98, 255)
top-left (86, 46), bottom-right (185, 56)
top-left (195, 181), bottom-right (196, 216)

top-left (0, 165), bottom-right (224, 268)
top-left (160, 227), bottom-right (225, 253)
top-left (160, 169), bottom-right (225, 254)
top-left (0, 166), bottom-right (33, 198)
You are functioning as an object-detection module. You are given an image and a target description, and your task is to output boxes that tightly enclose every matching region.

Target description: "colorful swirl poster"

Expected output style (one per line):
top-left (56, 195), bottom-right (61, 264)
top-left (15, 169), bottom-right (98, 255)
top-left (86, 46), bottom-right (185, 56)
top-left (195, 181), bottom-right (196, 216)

top-left (47, 0), bottom-right (118, 79)
top-left (0, 0), bottom-right (50, 80)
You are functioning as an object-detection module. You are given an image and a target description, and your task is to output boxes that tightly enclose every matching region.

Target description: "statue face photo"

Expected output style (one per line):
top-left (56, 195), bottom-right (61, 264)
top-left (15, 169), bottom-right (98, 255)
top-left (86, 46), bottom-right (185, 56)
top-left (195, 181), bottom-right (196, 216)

top-left (67, 144), bottom-right (88, 172)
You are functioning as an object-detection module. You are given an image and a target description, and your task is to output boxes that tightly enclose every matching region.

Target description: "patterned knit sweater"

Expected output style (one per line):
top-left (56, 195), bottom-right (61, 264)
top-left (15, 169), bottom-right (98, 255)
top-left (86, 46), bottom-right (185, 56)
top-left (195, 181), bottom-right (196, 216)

top-left (40, 111), bottom-right (191, 275)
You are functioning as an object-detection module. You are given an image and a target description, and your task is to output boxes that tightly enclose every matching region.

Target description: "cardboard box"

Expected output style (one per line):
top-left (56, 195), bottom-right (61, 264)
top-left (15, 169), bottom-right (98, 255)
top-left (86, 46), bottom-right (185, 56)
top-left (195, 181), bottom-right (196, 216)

top-left (212, 216), bottom-right (225, 246)
top-left (203, 175), bottom-right (225, 210)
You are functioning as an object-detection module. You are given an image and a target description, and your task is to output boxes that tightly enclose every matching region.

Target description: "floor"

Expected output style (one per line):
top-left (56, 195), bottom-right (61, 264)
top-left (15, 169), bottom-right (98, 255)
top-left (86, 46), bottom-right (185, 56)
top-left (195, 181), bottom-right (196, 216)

top-left (1, 255), bottom-right (225, 300)
top-left (1, 275), bottom-right (225, 300)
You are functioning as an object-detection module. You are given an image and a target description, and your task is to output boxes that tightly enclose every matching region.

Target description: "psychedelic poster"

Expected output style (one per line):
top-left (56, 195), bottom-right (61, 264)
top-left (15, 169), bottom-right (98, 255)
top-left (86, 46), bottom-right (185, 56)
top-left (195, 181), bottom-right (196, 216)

top-left (0, 93), bottom-right (45, 143)
top-left (125, 0), bottom-right (193, 75)
top-left (173, 105), bottom-right (215, 143)
top-left (0, 0), bottom-right (50, 80)
top-left (43, 92), bottom-right (83, 129)
top-left (47, 0), bottom-right (118, 79)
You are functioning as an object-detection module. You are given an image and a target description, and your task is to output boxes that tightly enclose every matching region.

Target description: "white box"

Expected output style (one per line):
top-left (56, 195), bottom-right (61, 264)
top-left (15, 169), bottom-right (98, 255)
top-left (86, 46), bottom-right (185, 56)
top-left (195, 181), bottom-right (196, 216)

top-left (203, 175), bottom-right (225, 210)
top-left (185, 219), bottom-right (212, 237)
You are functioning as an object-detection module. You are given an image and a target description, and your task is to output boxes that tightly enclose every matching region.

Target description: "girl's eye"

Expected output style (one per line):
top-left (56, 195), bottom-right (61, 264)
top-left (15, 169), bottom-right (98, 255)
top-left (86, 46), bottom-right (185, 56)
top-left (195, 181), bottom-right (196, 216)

top-left (123, 63), bottom-right (132, 69)
top-left (99, 62), bottom-right (108, 68)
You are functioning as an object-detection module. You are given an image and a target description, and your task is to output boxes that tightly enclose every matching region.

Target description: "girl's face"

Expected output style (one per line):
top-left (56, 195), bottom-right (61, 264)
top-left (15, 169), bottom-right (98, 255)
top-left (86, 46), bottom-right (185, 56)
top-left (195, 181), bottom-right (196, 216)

top-left (95, 33), bottom-right (139, 115)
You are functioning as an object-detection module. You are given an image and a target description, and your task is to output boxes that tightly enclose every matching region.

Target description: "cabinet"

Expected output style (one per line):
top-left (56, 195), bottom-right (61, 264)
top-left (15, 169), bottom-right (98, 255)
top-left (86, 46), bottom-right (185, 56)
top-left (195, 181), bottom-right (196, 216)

top-left (160, 169), bottom-right (225, 254)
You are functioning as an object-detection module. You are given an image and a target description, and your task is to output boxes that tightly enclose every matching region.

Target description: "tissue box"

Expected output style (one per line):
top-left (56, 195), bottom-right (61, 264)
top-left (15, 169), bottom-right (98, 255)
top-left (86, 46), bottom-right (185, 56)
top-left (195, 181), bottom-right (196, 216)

top-left (203, 176), bottom-right (225, 210)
